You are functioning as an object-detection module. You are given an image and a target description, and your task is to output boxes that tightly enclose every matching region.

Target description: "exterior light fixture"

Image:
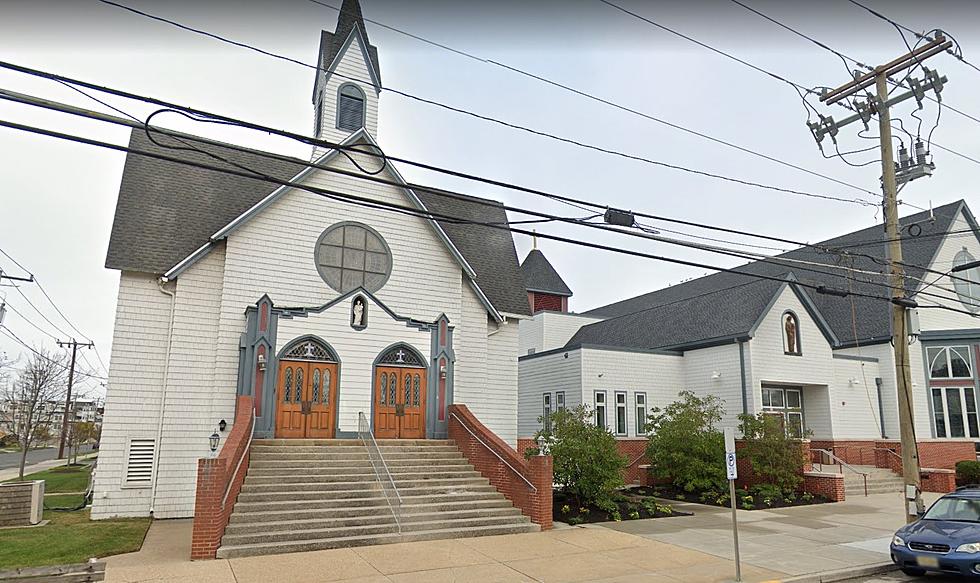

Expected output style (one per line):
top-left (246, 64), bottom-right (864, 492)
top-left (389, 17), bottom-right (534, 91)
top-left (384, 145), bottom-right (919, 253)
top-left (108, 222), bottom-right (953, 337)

top-left (218, 419), bottom-right (227, 432)
top-left (209, 430), bottom-right (220, 457)
top-left (257, 353), bottom-right (267, 372)
top-left (439, 363), bottom-right (447, 380)
top-left (711, 371), bottom-right (722, 380)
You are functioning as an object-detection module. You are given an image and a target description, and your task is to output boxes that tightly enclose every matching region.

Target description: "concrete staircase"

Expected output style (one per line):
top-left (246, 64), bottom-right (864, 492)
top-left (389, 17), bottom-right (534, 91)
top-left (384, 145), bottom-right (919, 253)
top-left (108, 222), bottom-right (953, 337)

top-left (216, 439), bottom-right (538, 558)
top-left (842, 464), bottom-right (906, 496)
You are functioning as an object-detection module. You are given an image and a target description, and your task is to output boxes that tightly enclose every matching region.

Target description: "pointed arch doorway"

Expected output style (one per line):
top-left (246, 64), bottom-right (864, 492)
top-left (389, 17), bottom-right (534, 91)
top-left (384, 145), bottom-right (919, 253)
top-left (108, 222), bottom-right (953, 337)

top-left (373, 344), bottom-right (427, 439)
top-left (275, 337), bottom-right (339, 438)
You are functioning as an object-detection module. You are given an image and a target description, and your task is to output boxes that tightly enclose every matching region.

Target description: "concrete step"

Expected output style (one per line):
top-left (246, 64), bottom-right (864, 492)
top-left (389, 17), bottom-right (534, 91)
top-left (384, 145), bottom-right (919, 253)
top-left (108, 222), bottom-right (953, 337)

top-left (248, 458), bottom-right (472, 470)
top-left (252, 439), bottom-right (453, 447)
top-left (216, 523), bottom-right (540, 559)
top-left (245, 470), bottom-right (483, 484)
top-left (232, 490), bottom-right (505, 511)
top-left (225, 507), bottom-right (525, 534)
top-left (240, 477), bottom-right (490, 494)
top-left (222, 515), bottom-right (532, 546)
top-left (249, 451), bottom-right (466, 461)
top-left (237, 483), bottom-right (497, 504)
top-left (229, 498), bottom-right (517, 524)
top-left (251, 445), bottom-right (460, 454)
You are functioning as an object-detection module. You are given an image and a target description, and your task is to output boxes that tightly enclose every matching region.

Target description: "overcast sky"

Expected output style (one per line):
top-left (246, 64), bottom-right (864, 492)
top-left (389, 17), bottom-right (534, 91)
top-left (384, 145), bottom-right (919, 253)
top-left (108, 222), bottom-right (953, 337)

top-left (1, 0), bottom-right (979, 398)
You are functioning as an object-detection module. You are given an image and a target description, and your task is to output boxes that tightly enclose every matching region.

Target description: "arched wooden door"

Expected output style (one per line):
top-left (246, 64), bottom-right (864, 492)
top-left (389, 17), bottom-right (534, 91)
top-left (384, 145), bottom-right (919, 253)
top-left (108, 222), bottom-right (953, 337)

top-left (275, 339), bottom-right (339, 438)
top-left (373, 346), bottom-right (427, 439)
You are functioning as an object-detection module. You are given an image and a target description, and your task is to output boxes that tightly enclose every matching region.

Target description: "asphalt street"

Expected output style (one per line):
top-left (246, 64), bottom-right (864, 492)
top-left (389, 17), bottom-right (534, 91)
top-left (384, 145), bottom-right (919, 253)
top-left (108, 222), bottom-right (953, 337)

top-left (845, 569), bottom-right (976, 582)
top-left (0, 444), bottom-right (94, 470)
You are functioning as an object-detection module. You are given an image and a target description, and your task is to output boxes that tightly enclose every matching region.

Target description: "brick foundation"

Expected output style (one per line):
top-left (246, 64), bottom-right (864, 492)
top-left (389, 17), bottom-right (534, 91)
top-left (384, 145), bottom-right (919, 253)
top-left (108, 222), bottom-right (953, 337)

top-left (190, 396), bottom-right (254, 560)
top-left (450, 405), bottom-right (553, 529)
top-left (874, 439), bottom-right (976, 471)
top-left (810, 440), bottom-right (878, 466)
top-left (803, 472), bottom-right (846, 502)
top-left (921, 468), bottom-right (957, 493)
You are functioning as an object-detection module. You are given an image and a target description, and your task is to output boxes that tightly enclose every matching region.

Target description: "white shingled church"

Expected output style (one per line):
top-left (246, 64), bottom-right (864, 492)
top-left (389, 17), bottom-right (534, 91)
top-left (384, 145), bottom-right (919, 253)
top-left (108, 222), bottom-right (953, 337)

top-left (93, 0), bottom-right (530, 520)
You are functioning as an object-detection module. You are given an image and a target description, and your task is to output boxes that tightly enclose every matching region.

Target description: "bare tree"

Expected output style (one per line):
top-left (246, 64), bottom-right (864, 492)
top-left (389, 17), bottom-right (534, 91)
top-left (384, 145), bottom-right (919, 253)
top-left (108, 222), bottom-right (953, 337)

top-left (0, 347), bottom-right (68, 479)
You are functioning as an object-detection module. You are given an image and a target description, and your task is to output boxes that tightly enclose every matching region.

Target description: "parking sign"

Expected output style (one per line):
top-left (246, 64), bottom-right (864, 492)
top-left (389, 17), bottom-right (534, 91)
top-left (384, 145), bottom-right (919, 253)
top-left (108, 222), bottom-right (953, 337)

top-left (726, 452), bottom-right (738, 480)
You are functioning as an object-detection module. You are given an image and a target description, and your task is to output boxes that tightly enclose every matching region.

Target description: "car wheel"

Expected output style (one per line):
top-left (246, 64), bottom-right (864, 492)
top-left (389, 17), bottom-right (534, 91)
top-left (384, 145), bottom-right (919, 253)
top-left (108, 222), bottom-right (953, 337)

top-left (900, 567), bottom-right (927, 577)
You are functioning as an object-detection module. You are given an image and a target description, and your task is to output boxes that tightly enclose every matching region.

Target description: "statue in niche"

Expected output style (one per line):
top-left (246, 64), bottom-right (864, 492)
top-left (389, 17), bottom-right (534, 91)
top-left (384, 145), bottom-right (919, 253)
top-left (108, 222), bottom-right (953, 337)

top-left (352, 297), bottom-right (365, 328)
top-left (784, 313), bottom-right (798, 354)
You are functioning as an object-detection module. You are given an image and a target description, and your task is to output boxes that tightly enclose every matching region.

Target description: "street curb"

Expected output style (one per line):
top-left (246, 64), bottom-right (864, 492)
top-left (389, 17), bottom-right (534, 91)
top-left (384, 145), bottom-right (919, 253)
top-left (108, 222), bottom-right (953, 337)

top-left (778, 562), bottom-right (897, 583)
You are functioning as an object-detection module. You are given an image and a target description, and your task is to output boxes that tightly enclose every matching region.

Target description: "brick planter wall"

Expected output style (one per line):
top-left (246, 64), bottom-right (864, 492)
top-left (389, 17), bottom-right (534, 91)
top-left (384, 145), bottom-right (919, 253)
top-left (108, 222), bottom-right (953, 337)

top-left (810, 440), bottom-right (878, 466)
top-left (921, 469), bottom-right (956, 493)
top-left (450, 405), bottom-right (552, 529)
top-left (190, 396), bottom-right (254, 560)
top-left (874, 440), bottom-right (976, 472)
top-left (804, 472), bottom-right (845, 502)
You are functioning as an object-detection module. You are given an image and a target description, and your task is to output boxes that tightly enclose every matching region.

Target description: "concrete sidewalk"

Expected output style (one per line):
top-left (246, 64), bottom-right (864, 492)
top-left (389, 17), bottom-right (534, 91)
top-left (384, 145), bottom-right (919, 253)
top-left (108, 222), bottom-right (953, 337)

top-left (602, 492), bottom-right (941, 577)
top-left (0, 452), bottom-right (97, 482)
top-left (105, 519), bottom-right (785, 583)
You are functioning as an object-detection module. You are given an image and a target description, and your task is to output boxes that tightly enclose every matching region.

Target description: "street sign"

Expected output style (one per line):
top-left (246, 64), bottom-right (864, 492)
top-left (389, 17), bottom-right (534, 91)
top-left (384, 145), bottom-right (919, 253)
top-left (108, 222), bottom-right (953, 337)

top-left (724, 427), bottom-right (741, 582)
top-left (726, 451), bottom-right (738, 480)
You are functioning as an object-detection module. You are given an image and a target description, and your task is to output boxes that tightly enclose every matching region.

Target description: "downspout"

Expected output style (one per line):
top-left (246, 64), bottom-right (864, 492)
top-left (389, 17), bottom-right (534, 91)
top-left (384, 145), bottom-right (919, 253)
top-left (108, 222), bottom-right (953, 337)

top-left (738, 340), bottom-right (748, 416)
top-left (487, 318), bottom-right (508, 337)
top-left (876, 377), bottom-right (886, 438)
top-left (150, 276), bottom-right (177, 515)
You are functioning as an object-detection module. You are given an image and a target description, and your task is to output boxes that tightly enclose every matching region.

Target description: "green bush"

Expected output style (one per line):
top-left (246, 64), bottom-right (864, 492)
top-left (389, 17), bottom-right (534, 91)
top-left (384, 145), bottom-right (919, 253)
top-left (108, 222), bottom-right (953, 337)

top-left (531, 405), bottom-right (627, 507)
top-left (646, 391), bottom-right (728, 493)
top-left (751, 483), bottom-right (784, 500)
top-left (738, 413), bottom-right (807, 493)
top-left (956, 460), bottom-right (980, 486)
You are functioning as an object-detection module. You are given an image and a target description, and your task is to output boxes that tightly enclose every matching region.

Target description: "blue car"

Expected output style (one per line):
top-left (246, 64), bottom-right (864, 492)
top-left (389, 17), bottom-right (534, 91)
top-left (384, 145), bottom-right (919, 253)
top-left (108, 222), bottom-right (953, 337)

top-left (892, 488), bottom-right (980, 577)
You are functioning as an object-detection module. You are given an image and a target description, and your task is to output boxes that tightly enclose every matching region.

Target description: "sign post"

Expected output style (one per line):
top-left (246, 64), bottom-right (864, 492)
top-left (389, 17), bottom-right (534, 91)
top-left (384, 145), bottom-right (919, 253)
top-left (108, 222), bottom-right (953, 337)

top-left (724, 428), bottom-right (742, 582)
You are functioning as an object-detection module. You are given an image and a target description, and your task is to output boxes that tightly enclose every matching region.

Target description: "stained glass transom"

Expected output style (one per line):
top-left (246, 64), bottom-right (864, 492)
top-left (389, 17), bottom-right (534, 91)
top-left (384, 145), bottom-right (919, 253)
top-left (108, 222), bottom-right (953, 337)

top-left (282, 340), bottom-right (336, 362)
top-left (378, 346), bottom-right (425, 367)
top-left (315, 222), bottom-right (392, 294)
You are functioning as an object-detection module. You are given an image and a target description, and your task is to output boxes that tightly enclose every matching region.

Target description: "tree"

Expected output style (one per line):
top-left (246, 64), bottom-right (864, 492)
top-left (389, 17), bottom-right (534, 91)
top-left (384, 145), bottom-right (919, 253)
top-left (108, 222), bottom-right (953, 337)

top-left (646, 391), bottom-right (728, 493)
top-left (0, 347), bottom-right (68, 479)
top-left (738, 412), bottom-right (808, 493)
top-left (70, 421), bottom-right (99, 465)
top-left (531, 405), bottom-right (627, 507)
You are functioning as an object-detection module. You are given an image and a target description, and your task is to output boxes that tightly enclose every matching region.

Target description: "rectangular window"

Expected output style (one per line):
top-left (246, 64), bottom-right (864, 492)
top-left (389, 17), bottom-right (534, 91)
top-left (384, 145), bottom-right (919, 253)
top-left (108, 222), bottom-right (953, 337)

top-left (761, 386), bottom-right (804, 437)
top-left (542, 393), bottom-right (552, 432)
top-left (966, 390), bottom-right (980, 438)
top-left (948, 388), bottom-right (966, 438)
top-left (635, 393), bottom-right (647, 435)
top-left (556, 391), bottom-right (565, 411)
top-left (595, 391), bottom-right (607, 430)
top-left (932, 388), bottom-right (947, 438)
top-left (931, 386), bottom-right (980, 439)
top-left (615, 391), bottom-right (627, 436)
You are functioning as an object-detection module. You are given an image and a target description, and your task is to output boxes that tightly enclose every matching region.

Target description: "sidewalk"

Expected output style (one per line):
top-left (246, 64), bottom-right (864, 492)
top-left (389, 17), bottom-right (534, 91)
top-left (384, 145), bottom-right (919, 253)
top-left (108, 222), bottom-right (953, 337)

top-left (105, 519), bottom-right (785, 583)
top-left (601, 492), bottom-right (941, 577)
top-left (0, 452), bottom-right (98, 482)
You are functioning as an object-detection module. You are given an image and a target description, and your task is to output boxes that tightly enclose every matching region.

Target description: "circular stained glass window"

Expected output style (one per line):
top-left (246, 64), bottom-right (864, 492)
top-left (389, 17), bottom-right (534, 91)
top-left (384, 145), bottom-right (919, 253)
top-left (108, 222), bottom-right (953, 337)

top-left (315, 222), bottom-right (392, 293)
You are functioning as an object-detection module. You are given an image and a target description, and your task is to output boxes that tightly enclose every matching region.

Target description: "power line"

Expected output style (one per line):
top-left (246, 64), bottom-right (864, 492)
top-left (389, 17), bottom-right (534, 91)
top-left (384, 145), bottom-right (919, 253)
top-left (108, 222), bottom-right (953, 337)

top-left (0, 326), bottom-right (106, 381)
top-left (94, 0), bottom-right (883, 206)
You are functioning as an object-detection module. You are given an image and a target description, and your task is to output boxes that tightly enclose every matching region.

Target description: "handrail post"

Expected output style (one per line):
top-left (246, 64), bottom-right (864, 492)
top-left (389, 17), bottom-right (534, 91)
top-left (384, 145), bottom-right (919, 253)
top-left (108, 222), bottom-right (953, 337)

top-left (357, 412), bottom-right (402, 533)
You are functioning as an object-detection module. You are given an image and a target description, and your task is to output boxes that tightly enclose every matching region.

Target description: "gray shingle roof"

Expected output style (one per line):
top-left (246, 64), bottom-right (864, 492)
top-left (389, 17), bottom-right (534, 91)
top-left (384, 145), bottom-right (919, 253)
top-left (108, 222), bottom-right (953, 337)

top-left (576, 200), bottom-right (974, 349)
top-left (521, 249), bottom-right (572, 296)
top-left (104, 128), bottom-right (530, 317)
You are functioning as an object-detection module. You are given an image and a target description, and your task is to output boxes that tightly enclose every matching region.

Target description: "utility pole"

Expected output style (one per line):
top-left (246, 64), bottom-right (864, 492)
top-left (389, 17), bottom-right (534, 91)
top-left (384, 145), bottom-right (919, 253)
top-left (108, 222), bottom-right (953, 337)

top-left (808, 34), bottom-right (952, 523)
top-left (56, 338), bottom-right (94, 459)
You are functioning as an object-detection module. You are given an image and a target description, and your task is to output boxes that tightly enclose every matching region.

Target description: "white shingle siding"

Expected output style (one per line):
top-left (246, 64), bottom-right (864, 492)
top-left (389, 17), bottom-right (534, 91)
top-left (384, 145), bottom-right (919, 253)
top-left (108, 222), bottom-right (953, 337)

top-left (827, 356), bottom-right (883, 439)
top-left (480, 318), bottom-right (520, 445)
top-left (749, 287), bottom-right (835, 388)
top-left (518, 315), bottom-right (543, 356)
top-left (682, 343), bottom-right (747, 429)
top-left (518, 311), bottom-right (605, 356)
top-left (314, 35), bottom-right (379, 157)
top-left (915, 210), bottom-right (980, 331)
top-left (518, 349), bottom-right (582, 437)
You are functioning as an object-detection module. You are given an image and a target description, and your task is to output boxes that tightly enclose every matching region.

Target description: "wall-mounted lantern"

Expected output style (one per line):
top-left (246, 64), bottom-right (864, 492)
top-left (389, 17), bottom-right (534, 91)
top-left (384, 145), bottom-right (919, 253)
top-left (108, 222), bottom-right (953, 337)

top-left (209, 430), bottom-right (220, 457)
top-left (257, 353), bottom-right (267, 372)
top-left (218, 419), bottom-right (227, 432)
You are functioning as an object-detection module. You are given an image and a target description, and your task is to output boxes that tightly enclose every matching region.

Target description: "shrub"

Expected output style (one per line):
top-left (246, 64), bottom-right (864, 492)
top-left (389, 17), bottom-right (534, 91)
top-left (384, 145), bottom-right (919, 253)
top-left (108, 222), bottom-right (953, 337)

top-left (628, 510), bottom-right (640, 520)
top-left (642, 500), bottom-right (657, 514)
top-left (531, 405), bottom-right (627, 507)
top-left (801, 492), bottom-right (814, 503)
top-left (560, 504), bottom-right (571, 515)
top-left (611, 510), bottom-right (622, 521)
top-left (568, 516), bottom-right (584, 526)
top-left (655, 503), bottom-right (673, 515)
top-left (751, 483), bottom-right (784, 500)
top-left (646, 391), bottom-right (728, 493)
top-left (738, 413), bottom-right (807, 493)
top-left (956, 460), bottom-right (980, 486)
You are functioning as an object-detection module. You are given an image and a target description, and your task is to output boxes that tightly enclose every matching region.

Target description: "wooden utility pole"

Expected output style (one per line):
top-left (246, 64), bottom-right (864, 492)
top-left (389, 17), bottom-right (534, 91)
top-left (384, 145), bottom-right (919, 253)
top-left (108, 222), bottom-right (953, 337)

top-left (56, 339), bottom-right (93, 459)
top-left (809, 34), bottom-right (952, 523)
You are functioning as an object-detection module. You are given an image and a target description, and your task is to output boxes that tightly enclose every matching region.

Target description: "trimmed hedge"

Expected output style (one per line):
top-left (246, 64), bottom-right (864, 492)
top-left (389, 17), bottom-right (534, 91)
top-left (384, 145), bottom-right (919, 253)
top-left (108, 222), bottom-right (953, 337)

top-left (956, 460), bottom-right (980, 487)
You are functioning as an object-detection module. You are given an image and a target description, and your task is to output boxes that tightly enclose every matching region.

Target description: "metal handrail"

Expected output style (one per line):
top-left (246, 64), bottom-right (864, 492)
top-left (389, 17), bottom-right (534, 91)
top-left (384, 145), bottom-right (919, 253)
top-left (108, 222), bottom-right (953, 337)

top-left (812, 448), bottom-right (869, 496)
top-left (449, 411), bottom-right (537, 492)
top-left (874, 447), bottom-right (904, 467)
top-left (358, 412), bottom-right (402, 533)
top-left (222, 410), bottom-right (256, 509)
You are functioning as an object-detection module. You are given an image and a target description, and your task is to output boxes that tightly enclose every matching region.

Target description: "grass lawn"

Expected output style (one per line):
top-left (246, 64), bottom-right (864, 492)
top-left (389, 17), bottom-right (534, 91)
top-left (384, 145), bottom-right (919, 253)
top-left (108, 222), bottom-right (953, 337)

top-left (3, 463), bottom-right (92, 493)
top-left (0, 509), bottom-right (151, 569)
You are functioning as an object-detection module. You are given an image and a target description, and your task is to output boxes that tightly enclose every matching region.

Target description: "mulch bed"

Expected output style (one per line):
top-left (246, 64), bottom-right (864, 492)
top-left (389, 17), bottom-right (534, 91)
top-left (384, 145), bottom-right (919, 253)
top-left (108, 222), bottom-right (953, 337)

top-left (634, 484), bottom-right (831, 510)
top-left (554, 490), bottom-right (693, 525)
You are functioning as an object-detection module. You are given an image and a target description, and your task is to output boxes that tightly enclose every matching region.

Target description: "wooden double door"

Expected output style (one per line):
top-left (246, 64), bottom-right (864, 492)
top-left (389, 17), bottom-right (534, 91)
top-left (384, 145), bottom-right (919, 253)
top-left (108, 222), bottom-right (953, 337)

top-left (275, 360), bottom-right (338, 438)
top-left (374, 367), bottom-right (427, 439)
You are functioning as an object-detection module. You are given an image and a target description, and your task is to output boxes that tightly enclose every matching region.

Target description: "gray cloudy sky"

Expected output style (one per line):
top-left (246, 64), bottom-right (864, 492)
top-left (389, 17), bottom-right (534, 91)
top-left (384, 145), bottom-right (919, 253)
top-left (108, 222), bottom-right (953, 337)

top-left (1, 0), bottom-right (979, 398)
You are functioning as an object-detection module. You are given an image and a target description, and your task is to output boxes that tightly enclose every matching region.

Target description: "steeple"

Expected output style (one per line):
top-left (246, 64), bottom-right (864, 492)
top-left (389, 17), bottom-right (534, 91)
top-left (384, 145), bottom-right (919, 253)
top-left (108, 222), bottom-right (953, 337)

top-left (311, 0), bottom-right (382, 156)
top-left (520, 248), bottom-right (573, 313)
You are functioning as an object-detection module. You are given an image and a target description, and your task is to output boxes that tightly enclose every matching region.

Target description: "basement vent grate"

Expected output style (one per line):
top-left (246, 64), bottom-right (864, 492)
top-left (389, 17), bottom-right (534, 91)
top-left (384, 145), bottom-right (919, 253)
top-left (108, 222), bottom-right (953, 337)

top-left (125, 439), bottom-right (155, 487)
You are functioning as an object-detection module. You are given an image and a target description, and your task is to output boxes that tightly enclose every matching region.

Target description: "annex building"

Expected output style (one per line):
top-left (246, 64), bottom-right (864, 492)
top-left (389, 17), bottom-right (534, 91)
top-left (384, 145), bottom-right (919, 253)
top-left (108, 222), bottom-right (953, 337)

top-left (519, 200), bottom-right (980, 475)
top-left (93, 0), bottom-right (533, 523)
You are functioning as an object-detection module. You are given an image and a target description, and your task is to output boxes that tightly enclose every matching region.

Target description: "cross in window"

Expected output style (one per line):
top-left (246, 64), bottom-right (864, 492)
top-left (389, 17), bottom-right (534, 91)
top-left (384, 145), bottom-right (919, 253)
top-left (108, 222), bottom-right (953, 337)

top-left (395, 350), bottom-right (406, 363)
top-left (304, 343), bottom-right (315, 358)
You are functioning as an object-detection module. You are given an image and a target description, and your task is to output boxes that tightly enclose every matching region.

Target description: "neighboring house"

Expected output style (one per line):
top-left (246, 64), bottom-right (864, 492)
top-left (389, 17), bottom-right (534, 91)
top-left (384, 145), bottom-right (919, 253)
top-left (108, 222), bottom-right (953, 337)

top-left (519, 200), bottom-right (980, 467)
top-left (93, 0), bottom-right (529, 520)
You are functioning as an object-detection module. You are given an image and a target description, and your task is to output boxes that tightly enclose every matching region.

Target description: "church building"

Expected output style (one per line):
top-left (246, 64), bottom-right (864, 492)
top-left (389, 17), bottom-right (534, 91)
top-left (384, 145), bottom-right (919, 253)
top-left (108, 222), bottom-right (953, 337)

top-left (93, 0), bottom-right (530, 521)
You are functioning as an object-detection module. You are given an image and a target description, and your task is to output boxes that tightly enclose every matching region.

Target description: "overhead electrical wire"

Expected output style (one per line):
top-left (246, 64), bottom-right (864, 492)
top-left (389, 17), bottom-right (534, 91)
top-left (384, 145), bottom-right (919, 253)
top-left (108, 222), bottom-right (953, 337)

top-left (92, 0), bottom-right (884, 206)
top-left (0, 326), bottom-right (107, 381)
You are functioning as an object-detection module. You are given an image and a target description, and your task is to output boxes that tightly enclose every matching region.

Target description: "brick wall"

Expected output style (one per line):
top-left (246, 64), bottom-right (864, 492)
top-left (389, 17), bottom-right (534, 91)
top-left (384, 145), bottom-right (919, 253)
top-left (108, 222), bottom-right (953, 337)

top-left (922, 469), bottom-right (957, 493)
top-left (450, 405), bottom-right (552, 529)
top-left (803, 472), bottom-right (845, 502)
top-left (873, 440), bottom-right (975, 471)
top-left (518, 438), bottom-right (650, 486)
top-left (810, 440), bottom-right (877, 466)
top-left (190, 396), bottom-right (254, 560)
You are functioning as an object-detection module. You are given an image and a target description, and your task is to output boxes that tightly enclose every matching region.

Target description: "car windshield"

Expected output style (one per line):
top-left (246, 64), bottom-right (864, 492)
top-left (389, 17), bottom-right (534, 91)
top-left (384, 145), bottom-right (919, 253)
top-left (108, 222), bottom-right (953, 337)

top-left (924, 497), bottom-right (980, 522)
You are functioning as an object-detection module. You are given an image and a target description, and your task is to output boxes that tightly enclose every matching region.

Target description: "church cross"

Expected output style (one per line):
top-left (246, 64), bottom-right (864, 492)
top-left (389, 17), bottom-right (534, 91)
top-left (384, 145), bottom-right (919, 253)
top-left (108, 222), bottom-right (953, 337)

top-left (395, 349), bottom-right (406, 363)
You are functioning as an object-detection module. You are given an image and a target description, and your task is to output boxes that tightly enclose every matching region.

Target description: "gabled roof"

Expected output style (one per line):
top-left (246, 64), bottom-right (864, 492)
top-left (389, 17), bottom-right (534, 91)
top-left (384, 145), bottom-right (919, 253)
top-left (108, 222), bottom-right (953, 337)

top-left (104, 128), bottom-right (531, 317)
top-left (520, 249), bottom-right (572, 297)
top-left (580, 200), bottom-right (974, 349)
top-left (313, 0), bottom-right (381, 100)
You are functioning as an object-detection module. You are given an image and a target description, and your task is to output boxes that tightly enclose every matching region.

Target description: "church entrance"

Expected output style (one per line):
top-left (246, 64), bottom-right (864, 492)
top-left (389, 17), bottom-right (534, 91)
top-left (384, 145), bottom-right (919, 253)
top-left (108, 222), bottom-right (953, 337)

top-left (373, 345), bottom-right (427, 439)
top-left (275, 338), bottom-right (339, 438)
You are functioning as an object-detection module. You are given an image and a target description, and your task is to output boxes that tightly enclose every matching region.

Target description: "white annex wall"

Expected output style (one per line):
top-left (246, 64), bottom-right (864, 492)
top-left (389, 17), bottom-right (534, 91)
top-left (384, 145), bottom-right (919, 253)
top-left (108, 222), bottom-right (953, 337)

top-left (518, 349), bottom-right (582, 438)
top-left (827, 356), bottom-right (884, 440)
top-left (581, 348), bottom-right (684, 438)
top-left (682, 343), bottom-right (747, 429)
top-left (314, 34), bottom-right (379, 155)
top-left (517, 315), bottom-right (543, 356)
top-left (481, 316), bottom-right (521, 445)
top-left (749, 286), bottom-right (835, 388)
top-left (275, 294), bottom-right (432, 433)
top-left (838, 343), bottom-right (900, 439)
top-left (518, 311), bottom-right (602, 356)
top-left (915, 209), bottom-right (980, 331)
